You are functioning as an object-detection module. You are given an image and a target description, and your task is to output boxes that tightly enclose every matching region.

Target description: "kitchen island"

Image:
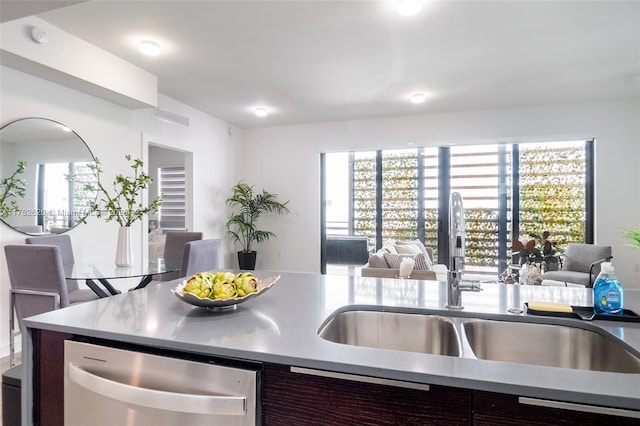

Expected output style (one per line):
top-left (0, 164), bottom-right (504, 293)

top-left (22, 271), bottom-right (640, 424)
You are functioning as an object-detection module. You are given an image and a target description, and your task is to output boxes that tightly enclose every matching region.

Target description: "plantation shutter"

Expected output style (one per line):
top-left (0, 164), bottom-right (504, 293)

top-left (158, 166), bottom-right (186, 232)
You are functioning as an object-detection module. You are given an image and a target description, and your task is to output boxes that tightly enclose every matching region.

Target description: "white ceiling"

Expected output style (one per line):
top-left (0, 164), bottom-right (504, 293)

top-left (4, 0), bottom-right (640, 129)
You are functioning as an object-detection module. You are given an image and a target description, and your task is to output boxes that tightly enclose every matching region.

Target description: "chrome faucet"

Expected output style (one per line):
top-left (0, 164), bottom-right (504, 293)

top-left (446, 192), bottom-right (481, 309)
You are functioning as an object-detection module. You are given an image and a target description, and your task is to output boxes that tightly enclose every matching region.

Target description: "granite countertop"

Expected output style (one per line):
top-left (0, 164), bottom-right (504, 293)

top-left (24, 271), bottom-right (640, 411)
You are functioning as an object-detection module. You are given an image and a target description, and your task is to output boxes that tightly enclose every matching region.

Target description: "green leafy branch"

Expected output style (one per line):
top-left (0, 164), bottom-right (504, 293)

top-left (0, 161), bottom-right (27, 219)
top-left (624, 227), bottom-right (640, 249)
top-left (83, 155), bottom-right (163, 227)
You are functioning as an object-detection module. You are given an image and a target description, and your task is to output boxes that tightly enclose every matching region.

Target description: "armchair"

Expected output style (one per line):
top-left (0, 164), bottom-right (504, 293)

top-left (542, 243), bottom-right (612, 287)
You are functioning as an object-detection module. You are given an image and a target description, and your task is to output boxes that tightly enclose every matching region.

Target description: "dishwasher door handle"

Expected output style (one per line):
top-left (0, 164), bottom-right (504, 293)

top-left (68, 363), bottom-right (247, 416)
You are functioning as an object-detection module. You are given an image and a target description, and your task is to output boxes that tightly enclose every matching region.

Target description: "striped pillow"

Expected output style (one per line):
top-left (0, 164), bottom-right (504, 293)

top-left (383, 252), bottom-right (431, 270)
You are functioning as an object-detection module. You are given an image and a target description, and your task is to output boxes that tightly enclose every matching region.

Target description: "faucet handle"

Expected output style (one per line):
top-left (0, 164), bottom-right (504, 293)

top-left (460, 280), bottom-right (482, 292)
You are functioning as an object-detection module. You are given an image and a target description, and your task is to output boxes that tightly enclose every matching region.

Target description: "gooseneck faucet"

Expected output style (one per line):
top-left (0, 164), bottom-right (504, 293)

top-left (446, 192), bottom-right (480, 309)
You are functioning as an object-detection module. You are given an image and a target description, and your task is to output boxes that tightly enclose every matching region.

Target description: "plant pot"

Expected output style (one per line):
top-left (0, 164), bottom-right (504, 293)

top-left (238, 251), bottom-right (257, 270)
top-left (115, 226), bottom-right (133, 267)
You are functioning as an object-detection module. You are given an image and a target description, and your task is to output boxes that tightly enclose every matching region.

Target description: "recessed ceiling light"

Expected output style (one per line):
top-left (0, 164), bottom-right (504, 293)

top-left (410, 93), bottom-right (427, 104)
top-left (138, 40), bottom-right (161, 56)
top-left (255, 108), bottom-right (268, 117)
top-left (396, 0), bottom-right (422, 16)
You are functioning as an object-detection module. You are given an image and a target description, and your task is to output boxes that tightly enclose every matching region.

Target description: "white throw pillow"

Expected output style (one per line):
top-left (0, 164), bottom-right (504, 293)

top-left (383, 252), bottom-right (431, 270)
top-left (394, 239), bottom-right (432, 268)
top-left (382, 239), bottom-right (398, 254)
top-left (395, 243), bottom-right (421, 255)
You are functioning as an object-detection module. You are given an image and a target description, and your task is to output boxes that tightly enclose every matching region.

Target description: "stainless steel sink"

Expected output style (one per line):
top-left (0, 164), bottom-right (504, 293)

top-left (461, 319), bottom-right (640, 373)
top-left (318, 308), bottom-right (640, 373)
top-left (318, 310), bottom-right (461, 357)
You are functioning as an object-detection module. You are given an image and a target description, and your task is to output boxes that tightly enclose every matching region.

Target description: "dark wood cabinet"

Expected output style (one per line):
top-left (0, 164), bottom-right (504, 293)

top-left (30, 332), bottom-right (640, 426)
top-left (472, 390), bottom-right (640, 426)
top-left (33, 329), bottom-right (72, 426)
top-left (262, 364), bottom-right (471, 426)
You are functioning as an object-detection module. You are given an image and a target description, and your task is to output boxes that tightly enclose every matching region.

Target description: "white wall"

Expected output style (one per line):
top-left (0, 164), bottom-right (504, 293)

top-left (242, 99), bottom-right (640, 289)
top-left (132, 94), bottom-right (243, 266)
top-left (0, 67), bottom-right (241, 357)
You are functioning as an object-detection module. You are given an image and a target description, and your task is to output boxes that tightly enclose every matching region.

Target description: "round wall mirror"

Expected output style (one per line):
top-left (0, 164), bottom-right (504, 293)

top-left (0, 117), bottom-right (98, 235)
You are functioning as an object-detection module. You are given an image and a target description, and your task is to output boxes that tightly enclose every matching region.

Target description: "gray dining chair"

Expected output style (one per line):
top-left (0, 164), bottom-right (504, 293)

top-left (157, 231), bottom-right (203, 281)
top-left (181, 239), bottom-right (223, 278)
top-left (164, 231), bottom-right (204, 259)
top-left (25, 234), bottom-right (99, 304)
top-left (542, 243), bottom-right (612, 287)
top-left (5, 244), bottom-right (71, 367)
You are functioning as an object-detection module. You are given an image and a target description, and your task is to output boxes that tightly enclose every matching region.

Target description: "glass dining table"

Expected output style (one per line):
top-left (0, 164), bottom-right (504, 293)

top-left (64, 258), bottom-right (183, 298)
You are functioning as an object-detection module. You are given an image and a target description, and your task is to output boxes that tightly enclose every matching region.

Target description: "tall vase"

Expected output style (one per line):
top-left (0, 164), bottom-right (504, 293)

top-left (115, 226), bottom-right (133, 267)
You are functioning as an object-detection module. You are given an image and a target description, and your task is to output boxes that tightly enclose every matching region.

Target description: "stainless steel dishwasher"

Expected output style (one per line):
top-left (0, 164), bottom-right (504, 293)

top-left (64, 340), bottom-right (259, 425)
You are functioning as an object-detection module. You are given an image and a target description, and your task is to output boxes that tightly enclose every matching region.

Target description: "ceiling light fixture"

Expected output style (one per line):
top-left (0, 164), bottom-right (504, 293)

top-left (410, 93), bottom-right (427, 104)
top-left (138, 40), bottom-right (161, 56)
top-left (255, 108), bottom-right (268, 118)
top-left (396, 0), bottom-right (422, 16)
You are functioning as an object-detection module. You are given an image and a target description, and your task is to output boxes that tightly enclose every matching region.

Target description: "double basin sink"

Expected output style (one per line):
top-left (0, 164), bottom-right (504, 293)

top-left (318, 308), bottom-right (640, 374)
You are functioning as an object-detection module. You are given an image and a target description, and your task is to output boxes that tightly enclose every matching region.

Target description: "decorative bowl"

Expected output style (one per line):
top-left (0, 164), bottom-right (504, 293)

top-left (172, 275), bottom-right (280, 311)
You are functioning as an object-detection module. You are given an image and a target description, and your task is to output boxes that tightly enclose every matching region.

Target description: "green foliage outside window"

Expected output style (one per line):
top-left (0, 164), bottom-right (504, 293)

top-left (518, 144), bottom-right (585, 246)
top-left (345, 142), bottom-right (587, 273)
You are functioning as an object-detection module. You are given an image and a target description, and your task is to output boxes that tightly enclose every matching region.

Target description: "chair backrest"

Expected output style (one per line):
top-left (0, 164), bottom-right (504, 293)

top-left (4, 244), bottom-right (70, 328)
top-left (563, 243), bottom-right (612, 276)
top-left (25, 234), bottom-right (78, 291)
top-left (25, 234), bottom-right (75, 264)
top-left (181, 239), bottom-right (223, 278)
top-left (163, 231), bottom-right (203, 260)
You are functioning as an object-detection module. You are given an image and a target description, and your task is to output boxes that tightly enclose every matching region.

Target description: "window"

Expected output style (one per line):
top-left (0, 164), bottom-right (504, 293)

top-left (323, 140), bottom-right (593, 276)
top-left (158, 165), bottom-right (186, 232)
top-left (36, 162), bottom-right (97, 230)
top-left (449, 144), bottom-right (509, 273)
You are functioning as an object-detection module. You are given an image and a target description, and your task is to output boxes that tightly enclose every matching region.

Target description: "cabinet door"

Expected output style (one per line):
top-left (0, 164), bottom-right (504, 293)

top-left (34, 329), bottom-right (73, 426)
top-left (473, 390), bottom-right (640, 426)
top-left (262, 364), bottom-right (470, 426)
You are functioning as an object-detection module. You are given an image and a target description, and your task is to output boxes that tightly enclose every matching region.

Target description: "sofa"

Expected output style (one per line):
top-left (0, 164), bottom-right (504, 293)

top-left (361, 239), bottom-right (448, 281)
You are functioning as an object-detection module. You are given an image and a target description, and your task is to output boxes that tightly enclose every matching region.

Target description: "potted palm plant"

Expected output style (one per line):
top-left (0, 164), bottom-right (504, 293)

top-left (84, 155), bottom-right (163, 266)
top-left (225, 181), bottom-right (289, 270)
